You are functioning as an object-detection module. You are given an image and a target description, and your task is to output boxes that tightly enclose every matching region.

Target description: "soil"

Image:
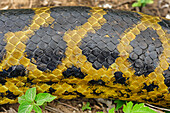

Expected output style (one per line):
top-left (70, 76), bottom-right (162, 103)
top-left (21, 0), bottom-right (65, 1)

top-left (0, 0), bottom-right (169, 113)
top-left (0, 0), bottom-right (169, 17)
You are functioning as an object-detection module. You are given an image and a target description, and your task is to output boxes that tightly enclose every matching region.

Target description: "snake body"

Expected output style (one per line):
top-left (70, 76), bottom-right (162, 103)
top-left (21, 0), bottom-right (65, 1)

top-left (0, 6), bottom-right (169, 108)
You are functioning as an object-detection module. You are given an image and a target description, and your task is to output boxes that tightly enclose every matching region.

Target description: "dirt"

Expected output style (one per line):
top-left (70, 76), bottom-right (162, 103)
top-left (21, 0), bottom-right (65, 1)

top-left (0, 0), bottom-right (169, 113)
top-left (0, 0), bottom-right (169, 17)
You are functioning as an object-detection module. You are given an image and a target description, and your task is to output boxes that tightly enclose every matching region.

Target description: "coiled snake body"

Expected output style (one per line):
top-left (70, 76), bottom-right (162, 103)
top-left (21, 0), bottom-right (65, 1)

top-left (0, 6), bottom-right (169, 108)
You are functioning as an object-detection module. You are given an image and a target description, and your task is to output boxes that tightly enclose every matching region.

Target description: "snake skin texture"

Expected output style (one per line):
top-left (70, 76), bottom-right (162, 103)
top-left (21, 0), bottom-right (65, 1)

top-left (0, 6), bottom-right (169, 108)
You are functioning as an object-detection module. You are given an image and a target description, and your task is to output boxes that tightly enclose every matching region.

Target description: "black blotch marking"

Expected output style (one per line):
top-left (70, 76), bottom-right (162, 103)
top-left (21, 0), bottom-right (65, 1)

top-left (26, 78), bottom-right (34, 85)
top-left (9, 65), bottom-right (25, 77)
top-left (129, 28), bottom-right (163, 76)
top-left (45, 81), bottom-right (58, 85)
top-left (80, 28), bottom-right (120, 70)
top-left (0, 77), bottom-right (6, 85)
top-left (27, 78), bottom-right (58, 86)
top-left (143, 83), bottom-right (158, 92)
top-left (158, 19), bottom-right (170, 28)
top-left (103, 8), bottom-right (142, 25)
top-left (73, 91), bottom-right (85, 97)
top-left (88, 80), bottom-right (106, 86)
top-left (163, 65), bottom-right (170, 88)
top-left (142, 98), bottom-right (153, 102)
top-left (62, 66), bottom-right (87, 79)
top-left (93, 89), bottom-right (104, 96)
top-left (126, 94), bottom-right (130, 98)
top-left (25, 6), bottom-right (92, 72)
top-left (0, 9), bottom-right (34, 33)
top-left (126, 89), bottom-right (131, 92)
top-left (80, 9), bottom-right (141, 70)
top-left (149, 94), bottom-right (164, 103)
top-left (158, 19), bottom-right (170, 34)
top-left (142, 97), bottom-right (163, 103)
top-left (6, 90), bottom-right (19, 99)
top-left (157, 95), bottom-right (164, 99)
top-left (118, 91), bottom-right (124, 97)
top-left (0, 33), bottom-right (7, 63)
top-left (50, 6), bottom-right (91, 31)
top-left (63, 91), bottom-right (72, 95)
top-left (49, 87), bottom-right (56, 94)
top-left (113, 71), bottom-right (126, 84)
top-left (137, 90), bottom-right (144, 94)
top-left (63, 91), bottom-right (85, 97)
top-left (25, 25), bottom-right (67, 71)
top-left (0, 9), bottom-right (34, 70)
top-left (0, 65), bottom-right (26, 85)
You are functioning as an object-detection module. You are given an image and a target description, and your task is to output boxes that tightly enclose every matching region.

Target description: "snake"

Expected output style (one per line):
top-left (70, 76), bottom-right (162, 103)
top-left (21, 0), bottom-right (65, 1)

top-left (0, 6), bottom-right (169, 108)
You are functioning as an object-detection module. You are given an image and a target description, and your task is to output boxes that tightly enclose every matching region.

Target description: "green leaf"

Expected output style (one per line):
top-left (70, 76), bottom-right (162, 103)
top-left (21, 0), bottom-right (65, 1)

top-left (114, 100), bottom-right (126, 111)
top-left (33, 105), bottom-right (42, 113)
top-left (45, 95), bottom-right (56, 103)
top-left (123, 101), bottom-right (157, 113)
top-left (132, 2), bottom-right (142, 7)
top-left (146, 0), bottom-right (153, 4)
top-left (109, 107), bottom-right (115, 113)
top-left (166, 111), bottom-right (170, 113)
top-left (132, 0), bottom-right (153, 7)
top-left (142, 3), bottom-right (146, 7)
top-left (140, 0), bottom-right (145, 3)
top-left (18, 95), bottom-right (26, 104)
top-left (131, 103), bottom-right (157, 113)
top-left (123, 101), bottom-right (133, 113)
top-left (25, 87), bottom-right (36, 102)
top-left (82, 102), bottom-right (91, 111)
top-left (131, 103), bottom-right (144, 111)
top-left (18, 101), bottom-right (33, 113)
top-left (35, 93), bottom-right (56, 105)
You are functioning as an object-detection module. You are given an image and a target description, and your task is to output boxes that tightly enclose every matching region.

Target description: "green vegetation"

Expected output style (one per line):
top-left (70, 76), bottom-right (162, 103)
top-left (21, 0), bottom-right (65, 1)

top-left (123, 101), bottom-right (156, 113)
top-left (18, 87), bottom-right (56, 113)
top-left (18, 88), bottom-right (168, 113)
top-left (108, 107), bottom-right (115, 113)
top-left (132, 0), bottom-right (154, 7)
top-left (114, 100), bottom-right (126, 111)
top-left (97, 100), bottom-right (157, 113)
top-left (82, 102), bottom-right (91, 111)
top-left (96, 107), bottom-right (115, 113)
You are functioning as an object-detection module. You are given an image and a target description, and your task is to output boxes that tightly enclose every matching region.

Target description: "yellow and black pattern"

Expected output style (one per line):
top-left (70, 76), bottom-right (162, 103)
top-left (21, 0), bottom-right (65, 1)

top-left (0, 6), bottom-right (169, 108)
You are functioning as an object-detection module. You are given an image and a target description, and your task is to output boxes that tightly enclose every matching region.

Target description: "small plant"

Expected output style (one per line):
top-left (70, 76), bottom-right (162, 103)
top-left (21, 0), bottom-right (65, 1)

top-left (18, 87), bottom-right (56, 113)
top-left (82, 102), bottom-right (91, 111)
top-left (132, 0), bottom-right (154, 7)
top-left (123, 101), bottom-right (156, 113)
top-left (97, 100), bottom-right (159, 113)
top-left (108, 107), bottom-right (115, 113)
top-left (96, 107), bottom-right (115, 113)
top-left (114, 100), bottom-right (126, 111)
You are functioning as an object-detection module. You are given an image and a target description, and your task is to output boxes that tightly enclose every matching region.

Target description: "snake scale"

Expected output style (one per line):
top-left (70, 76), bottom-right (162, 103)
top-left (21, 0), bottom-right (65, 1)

top-left (0, 6), bottom-right (169, 108)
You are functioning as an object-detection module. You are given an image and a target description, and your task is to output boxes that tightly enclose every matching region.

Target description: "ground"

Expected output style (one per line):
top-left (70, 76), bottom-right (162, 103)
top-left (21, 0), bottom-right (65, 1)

top-left (0, 0), bottom-right (169, 113)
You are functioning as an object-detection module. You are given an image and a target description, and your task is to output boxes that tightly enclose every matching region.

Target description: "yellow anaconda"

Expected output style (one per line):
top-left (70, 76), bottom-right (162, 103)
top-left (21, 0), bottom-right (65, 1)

top-left (0, 6), bottom-right (169, 108)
